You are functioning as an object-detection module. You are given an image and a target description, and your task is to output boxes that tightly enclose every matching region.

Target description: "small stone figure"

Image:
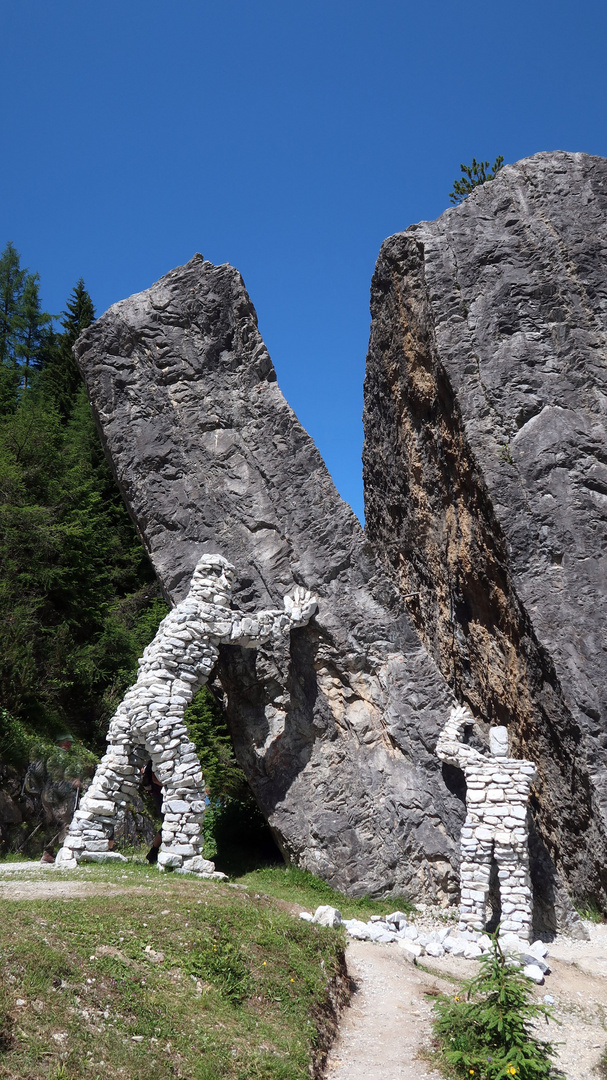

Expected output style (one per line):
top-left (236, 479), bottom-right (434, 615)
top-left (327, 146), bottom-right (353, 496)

top-left (436, 704), bottom-right (537, 940)
top-left (57, 554), bottom-right (317, 873)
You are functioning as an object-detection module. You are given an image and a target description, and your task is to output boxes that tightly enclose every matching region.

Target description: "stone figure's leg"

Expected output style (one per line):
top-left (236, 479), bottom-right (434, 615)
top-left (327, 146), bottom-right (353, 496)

top-left (56, 712), bottom-right (137, 865)
top-left (496, 832), bottom-right (533, 940)
top-left (458, 826), bottom-right (493, 932)
top-left (114, 744), bottom-right (149, 846)
top-left (141, 661), bottom-right (216, 872)
top-left (152, 732), bottom-right (208, 869)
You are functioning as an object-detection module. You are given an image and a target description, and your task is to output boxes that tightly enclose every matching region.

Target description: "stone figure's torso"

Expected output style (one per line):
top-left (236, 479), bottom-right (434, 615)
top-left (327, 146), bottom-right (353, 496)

top-left (463, 758), bottom-right (536, 831)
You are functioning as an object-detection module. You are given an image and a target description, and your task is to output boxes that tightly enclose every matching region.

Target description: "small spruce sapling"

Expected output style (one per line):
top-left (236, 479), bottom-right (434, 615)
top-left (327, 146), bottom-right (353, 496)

top-left (432, 931), bottom-right (561, 1079)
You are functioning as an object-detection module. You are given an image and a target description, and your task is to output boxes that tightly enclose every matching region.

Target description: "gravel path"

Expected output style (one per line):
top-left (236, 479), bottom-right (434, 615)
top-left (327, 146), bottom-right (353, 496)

top-left (325, 940), bottom-right (445, 1080)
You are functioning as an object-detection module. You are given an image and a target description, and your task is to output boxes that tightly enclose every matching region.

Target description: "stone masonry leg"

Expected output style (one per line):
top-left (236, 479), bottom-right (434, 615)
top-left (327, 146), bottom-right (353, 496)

top-left (459, 834), bottom-right (493, 933)
top-left (496, 838), bottom-right (533, 940)
top-left (151, 730), bottom-right (208, 869)
top-left (57, 726), bottom-right (138, 863)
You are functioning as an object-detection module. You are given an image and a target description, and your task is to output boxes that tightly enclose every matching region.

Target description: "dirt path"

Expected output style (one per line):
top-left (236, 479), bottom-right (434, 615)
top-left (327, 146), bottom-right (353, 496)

top-left (0, 862), bottom-right (148, 901)
top-left (325, 941), bottom-right (446, 1080)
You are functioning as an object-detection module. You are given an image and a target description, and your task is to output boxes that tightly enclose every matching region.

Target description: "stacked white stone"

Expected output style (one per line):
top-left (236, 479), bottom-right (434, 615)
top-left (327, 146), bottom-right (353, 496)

top-left (436, 705), bottom-right (537, 941)
top-left (56, 555), bottom-right (317, 873)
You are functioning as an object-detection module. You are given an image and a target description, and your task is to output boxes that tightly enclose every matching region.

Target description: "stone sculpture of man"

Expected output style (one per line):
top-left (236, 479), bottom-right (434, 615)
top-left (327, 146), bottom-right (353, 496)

top-left (436, 704), bottom-right (537, 940)
top-left (57, 554), bottom-right (317, 872)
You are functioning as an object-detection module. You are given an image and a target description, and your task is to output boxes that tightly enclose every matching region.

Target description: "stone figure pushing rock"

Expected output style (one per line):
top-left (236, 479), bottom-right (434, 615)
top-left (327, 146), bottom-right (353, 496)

top-left (57, 554), bottom-right (317, 873)
top-left (436, 705), bottom-right (537, 941)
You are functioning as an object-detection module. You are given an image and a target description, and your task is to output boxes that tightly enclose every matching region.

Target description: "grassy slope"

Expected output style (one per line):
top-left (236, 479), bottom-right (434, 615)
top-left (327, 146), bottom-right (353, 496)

top-left (0, 862), bottom-right (357, 1080)
top-left (237, 866), bottom-right (414, 922)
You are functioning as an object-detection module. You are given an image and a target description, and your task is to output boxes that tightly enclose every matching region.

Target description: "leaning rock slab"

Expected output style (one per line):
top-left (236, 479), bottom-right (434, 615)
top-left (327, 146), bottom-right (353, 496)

top-left (74, 254), bottom-right (462, 900)
top-left (363, 151), bottom-right (607, 911)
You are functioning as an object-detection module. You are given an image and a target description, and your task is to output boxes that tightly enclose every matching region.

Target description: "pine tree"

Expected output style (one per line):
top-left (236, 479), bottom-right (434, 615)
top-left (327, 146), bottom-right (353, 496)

top-left (16, 273), bottom-right (52, 390)
top-left (40, 278), bottom-right (95, 419)
top-left (0, 268), bottom-right (164, 746)
top-left (449, 156), bottom-right (505, 205)
top-left (0, 242), bottom-right (27, 413)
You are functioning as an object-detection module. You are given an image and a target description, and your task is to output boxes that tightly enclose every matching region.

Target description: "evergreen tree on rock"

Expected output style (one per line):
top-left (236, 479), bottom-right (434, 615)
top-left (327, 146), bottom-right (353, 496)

top-left (40, 278), bottom-right (95, 419)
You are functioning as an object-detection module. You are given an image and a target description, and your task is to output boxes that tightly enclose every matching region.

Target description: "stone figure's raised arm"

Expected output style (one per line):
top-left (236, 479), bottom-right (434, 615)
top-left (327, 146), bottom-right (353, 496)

top-left (435, 704), bottom-right (485, 768)
top-left (226, 586), bottom-right (318, 648)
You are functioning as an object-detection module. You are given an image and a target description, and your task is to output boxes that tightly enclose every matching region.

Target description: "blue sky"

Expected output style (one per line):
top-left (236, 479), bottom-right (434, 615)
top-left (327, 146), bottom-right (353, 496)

top-left (2, 1), bottom-right (606, 521)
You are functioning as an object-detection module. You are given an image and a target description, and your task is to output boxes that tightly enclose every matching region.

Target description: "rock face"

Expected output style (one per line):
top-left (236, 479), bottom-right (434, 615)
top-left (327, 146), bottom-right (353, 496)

top-left (74, 254), bottom-right (461, 899)
top-left (363, 151), bottom-right (607, 908)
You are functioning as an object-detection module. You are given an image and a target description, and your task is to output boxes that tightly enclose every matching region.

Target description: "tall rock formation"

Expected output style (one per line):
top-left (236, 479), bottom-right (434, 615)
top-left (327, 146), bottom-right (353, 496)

top-left (74, 254), bottom-right (460, 900)
top-left (363, 151), bottom-right (607, 908)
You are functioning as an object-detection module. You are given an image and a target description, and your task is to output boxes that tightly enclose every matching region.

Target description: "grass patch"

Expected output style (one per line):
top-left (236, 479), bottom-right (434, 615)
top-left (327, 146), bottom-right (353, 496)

top-left (237, 866), bottom-right (414, 920)
top-left (0, 864), bottom-right (348, 1079)
top-left (574, 897), bottom-right (605, 923)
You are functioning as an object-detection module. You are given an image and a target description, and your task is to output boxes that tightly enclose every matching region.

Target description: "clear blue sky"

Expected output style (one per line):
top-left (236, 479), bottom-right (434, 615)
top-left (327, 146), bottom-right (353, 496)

top-left (2, 1), bottom-right (606, 521)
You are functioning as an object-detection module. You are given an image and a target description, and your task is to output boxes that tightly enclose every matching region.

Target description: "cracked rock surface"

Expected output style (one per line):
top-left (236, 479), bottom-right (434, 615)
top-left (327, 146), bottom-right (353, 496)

top-left (363, 150), bottom-right (607, 908)
top-left (74, 255), bottom-right (460, 899)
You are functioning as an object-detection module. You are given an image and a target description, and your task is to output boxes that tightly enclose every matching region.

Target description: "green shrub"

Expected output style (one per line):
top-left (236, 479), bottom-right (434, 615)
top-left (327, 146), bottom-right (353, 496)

top-left (432, 933), bottom-right (560, 1079)
top-left (0, 708), bottom-right (57, 769)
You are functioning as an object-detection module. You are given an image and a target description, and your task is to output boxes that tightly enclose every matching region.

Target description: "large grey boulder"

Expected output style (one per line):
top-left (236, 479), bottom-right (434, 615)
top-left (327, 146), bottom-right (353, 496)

top-left (363, 151), bottom-right (607, 908)
top-left (74, 254), bottom-right (460, 899)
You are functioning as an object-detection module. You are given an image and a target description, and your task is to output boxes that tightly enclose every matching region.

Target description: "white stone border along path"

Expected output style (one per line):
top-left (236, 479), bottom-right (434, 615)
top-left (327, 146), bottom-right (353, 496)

top-left (302, 905), bottom-right (551, 984)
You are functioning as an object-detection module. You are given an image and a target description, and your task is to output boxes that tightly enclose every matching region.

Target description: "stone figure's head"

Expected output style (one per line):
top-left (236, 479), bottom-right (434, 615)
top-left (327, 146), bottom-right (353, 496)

top-left (489, 726), bottom-right (509, 759)
top-left (189, 554), bottom-right (236, 607)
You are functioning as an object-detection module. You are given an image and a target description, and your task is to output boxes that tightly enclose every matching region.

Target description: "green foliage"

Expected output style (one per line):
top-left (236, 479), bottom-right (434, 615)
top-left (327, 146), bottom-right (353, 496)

top-left (0, 245), bottom-right (166, 749)
top-left (0, 243), bottom-right (52, 411)
top-left (40, 278), bottom-right (95, 418)
top-left (185, 686), bottom-right (250, 802)
top-left (450, 156), bottom-right (505, 205)
top-left (0, 708), bottom-right (98, 783)
top-left (0, 708), bottom-right (55, 769)
top-left (184, 685), bottom-right (281, 867)
top-left (184, 920), bottom-right (253, 1003)
top-left (574, 897), bottom-right (605, 923)
top-left (432, 933), bottom-right (559, 1079)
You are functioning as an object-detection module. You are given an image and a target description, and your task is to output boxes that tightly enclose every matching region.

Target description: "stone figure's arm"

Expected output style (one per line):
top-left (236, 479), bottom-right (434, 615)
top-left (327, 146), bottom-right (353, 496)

top-left (435, 704), bottom-right (484, 768)
top-left (227, 587), bottom-right (318, 648)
